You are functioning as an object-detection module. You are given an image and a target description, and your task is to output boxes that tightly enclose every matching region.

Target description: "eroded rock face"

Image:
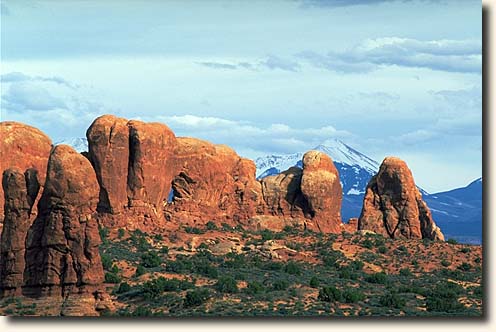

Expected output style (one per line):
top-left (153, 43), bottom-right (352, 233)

top-left (165, 138), bottom-right (265, 226)
top-left (0, 168), bottom-right (40, 296)
top-left (86, 115), bottom-right (129, 214)
top-left (87, 115), bottom-right (177, 229)
top-left (358, 157), bottom-right (444, 240)
top-left (23, 145), bottom-right (107, 309)
top-left (260, 167), bottom-right (309, 217)
top-left (300, 150), bottom-right (343, 233)
top-left (0, 122), bottom-right (52, 225)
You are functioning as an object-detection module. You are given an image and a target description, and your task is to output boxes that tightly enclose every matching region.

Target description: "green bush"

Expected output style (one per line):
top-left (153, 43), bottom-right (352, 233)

top-left (99, 226), bottom-right (109, 241)
top-left (318, 286), bottom-right (342, 302)
top-left (342, 289), bottom-right (365, 303)
top-left (245, 281), bottom-right (264, 295)
top-left (101, 254), bottom-right (113, 270)
top-left (142, 277), bottom-right (193, 300)
top-left (399, 268), bottom-right (412, 277)
top-left (105, 272), bottom-right (121, 284)
top-left (365, 272), bottom-right (388, 284)
top-left (117, 282), bottom-right (131, 294)
top-left (184, 288), bottom-right (210, 307)
top-left (160, 246), bottom-right (169, 254)
top-left (379, 292), bottom-right (406, 308)
top-left (447, 238), bottom-right (458, 245)
top-left (361, 239), bottom-right (373, 249)
top-left (460, 247), bottom-right (471, 253)
top-left (117, 228), bottom-right (125, 239)
top-left (184, 226), bottom-right (205, 234)
top-left (458, 262), bottom-right (472, 271)
top-left (377, 245), bottom-right (387, 254)
top-left (441, 259), bottom-right (451, 267)
top-left (309, 276), bottom-right (320, 288)
top-left (134, 265), bottom-right (145, 277)
top-left (215, 276), bottom-right (238, 293)
top-left (284, 261), bottom-right (301, 275)
top-left (206, 221), bottom-right (217, 230)
top-left (141, 252), bottom-right (161, 268)
top-left (272, 279), bottom-right (290, 291)
top-left (350, 260), bottom-right (364, 271)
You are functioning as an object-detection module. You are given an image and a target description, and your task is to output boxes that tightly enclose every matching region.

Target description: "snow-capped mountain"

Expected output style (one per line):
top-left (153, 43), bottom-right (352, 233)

top-left (255, 139), bottom-right (379, 197)
top-left (255, 139), bottom-right (381, 222)
top-left (55, 137), bottom-right (88, 153)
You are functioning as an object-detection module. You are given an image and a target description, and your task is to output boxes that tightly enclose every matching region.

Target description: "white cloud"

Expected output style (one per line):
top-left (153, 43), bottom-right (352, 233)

top-left (145, 114), bottom-right (352, 157)
top-left (298, 37), bottom-right (482, 73)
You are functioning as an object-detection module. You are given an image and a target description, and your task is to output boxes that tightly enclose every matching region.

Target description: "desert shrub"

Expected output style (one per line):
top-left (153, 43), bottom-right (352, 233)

top-left (426, 282), bottom-right (464, 312)
top-left (184, 288), bottom-right (210, 307)
top-left (117, 228), bottom-right (125, 239)
top-left (474, 256), bottom-right (481, 264)
top-left (458, 262), bottom-right (472, 271)
top-left (245, 281), bottom-right (264, 295)
top-left (361, 238), bottom-right (374, 249)
top-left (350, 260), bottom-right (364, 271)
top-left (197, 242), bottom-right (209, 250)
top-left (318, 286), bottom-right (342, 302)
top-left (141, 252), bottom-right (161, 268)
top-left (309, 276), bottom-right (320, 288)
top-left (222, 253), bottom-right (246, 269)
top-left (379, 292), bottom-right (406, 308)
top-left (195, 263), bottom-right (218, 278)
top-left (134, 265), bottom-right (145, 277)
top-left (365, 272), bottom-right (388, 284)
top-left (206, 221), bottom-right (217, 230)
top-left (342, 289), bottom-right (365, 303)
top-left (399, 268), bottom-right (412, 277)
top-left (447, 238), bottom-right (458, 245)
top-left (160, 246), bottom-right (169, 254)
top-left (215, 276), bottom-right (238, 293)
top-left (272, 279), bottom-right (290, 291)
top-left (284, 261), bottom-right (301, 275)
top-left (132, 306), bottom-right (152, 316)
top-left (117, 282), bottom-right (131, 294)
top-left (98, 226), bottom-right (109, 242)
top-left (263, 261), bottom-right (284, 271)
top-left (142, 277), bottom-right (193, 300)
top-left (396, 245), bottom-right (409, 255)
top-left (101, 254), bottom-right (113, 270)
top-left (184, 226), bottom-right (205, 234)
top-left (441, 259), bottom-right (451, 267)
top-left (460, 247), bottom-right (471, 253)
top-left (105, 272), bottom-right (121, 284)
top-left (377, 246), bottom-right (387, 254)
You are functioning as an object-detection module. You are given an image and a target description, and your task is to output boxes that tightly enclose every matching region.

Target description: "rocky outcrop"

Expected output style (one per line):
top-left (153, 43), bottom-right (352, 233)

top-left (87, 115), bottom-right (177, 230)
top-left (165, 137), bottom-right (265, 226)
top-left (358, 157), bottom-right (444, 240)
top-left (257, 151), bottom-right (343, 232)
top-left (0, 168), bottom-right (40, 297)
top-left (300, 150), bottom-right (343, 233)
top-left (0, 122), bottom-right (52, 225)
top-left (86, 115), bottom-right (129, 214)
top-left (23, 145), bottom-right (110, 315)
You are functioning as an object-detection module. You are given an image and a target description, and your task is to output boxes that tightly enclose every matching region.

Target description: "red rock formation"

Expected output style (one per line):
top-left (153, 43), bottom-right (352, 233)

top-left (0, 122), bottom-right (52, 225)
top-left (86, 115), bottom-right (129, 214)
top-left (358, 157), bottom-right (444, 240)
top-left (87, 115), bottom-right (177, 230)
top-left (165, 138), bottom-right (265, 226)
top-left (23, 145), bottom-right (110, 314)
top-left (260, 167), bottom-right (308, 218)
top-left (0, 168), bottom-right (40, 297)
top-left (300, 150), bottom-right (343, 233)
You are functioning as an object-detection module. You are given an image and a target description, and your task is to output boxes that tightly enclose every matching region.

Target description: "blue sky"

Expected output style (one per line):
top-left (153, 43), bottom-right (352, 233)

top-left (0, 0), bottom-right (482, 192)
